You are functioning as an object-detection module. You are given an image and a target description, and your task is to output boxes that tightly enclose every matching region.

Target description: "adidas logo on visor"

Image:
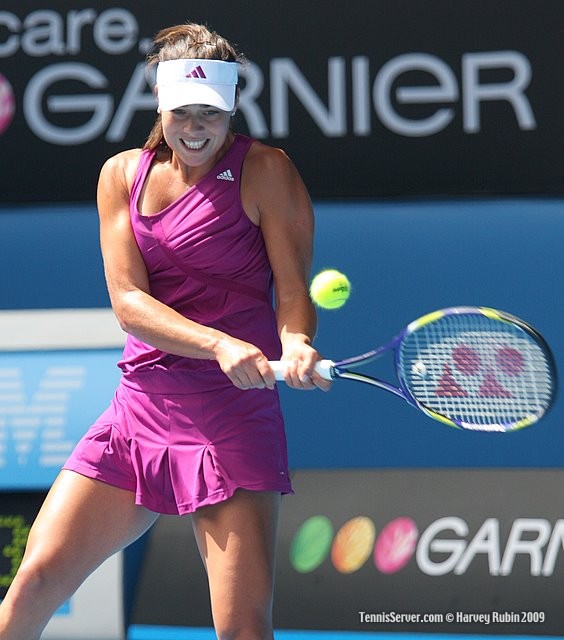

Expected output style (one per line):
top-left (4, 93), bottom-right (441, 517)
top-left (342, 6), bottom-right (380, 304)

top-left (186, 65), bottom-right (206, 79)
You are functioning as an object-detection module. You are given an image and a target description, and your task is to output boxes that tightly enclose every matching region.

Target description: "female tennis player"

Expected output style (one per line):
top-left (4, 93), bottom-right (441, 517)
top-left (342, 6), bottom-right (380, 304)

top-left (0, 22), bottom-right (330, 640)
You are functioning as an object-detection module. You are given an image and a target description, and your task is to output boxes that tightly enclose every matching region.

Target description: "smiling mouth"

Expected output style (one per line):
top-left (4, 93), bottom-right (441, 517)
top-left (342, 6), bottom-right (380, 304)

top-left (182, 139), bottom-right (207, 150)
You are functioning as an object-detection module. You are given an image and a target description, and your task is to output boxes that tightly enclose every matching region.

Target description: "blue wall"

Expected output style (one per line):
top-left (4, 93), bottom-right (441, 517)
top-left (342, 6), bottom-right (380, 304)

top-left (284, 198), bottom-right (563, 468)
top-left (1, 198), bottom-right (562, 474)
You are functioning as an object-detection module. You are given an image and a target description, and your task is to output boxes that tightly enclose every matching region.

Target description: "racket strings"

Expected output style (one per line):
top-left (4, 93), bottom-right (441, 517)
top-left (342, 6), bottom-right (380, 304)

top-left (400, 314), bottom-right (553, 430)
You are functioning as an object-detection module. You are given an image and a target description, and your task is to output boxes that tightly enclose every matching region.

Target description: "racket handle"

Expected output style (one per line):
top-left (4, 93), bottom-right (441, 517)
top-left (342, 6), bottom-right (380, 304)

top-left (268, 359), bottom-right (334, 381)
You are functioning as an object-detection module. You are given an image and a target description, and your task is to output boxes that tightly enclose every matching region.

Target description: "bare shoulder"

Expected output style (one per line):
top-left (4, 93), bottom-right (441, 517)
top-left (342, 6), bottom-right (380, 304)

top-left (243, 139), bottom-right (307, 202)
top-left (99, 148), bottom-right (143, 191)
top-left (244, 140), bottom-right (294, 179)
top-left (97, 148), bottom-right (145, 220)
top-left (241, 139), bottom-right (312, 229)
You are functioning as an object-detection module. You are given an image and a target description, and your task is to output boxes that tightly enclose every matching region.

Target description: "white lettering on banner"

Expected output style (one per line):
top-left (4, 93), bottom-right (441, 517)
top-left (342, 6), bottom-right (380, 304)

top-left (236, 61), bottom-right (269, 138)
top-left (542, 520), bottom-right (564, 576)
top-left (0, 8), bottom-right (137, 57)
top-left (351, 56), bottom-right (371, 136)
top-left (24, 63), bottom-right (113, 145)
top-left (0, 11), bottom-right (20, 57)
top-left (0, 7), bottom-right (538, 143)
top-left (374, 53), bottom-right (458, 136)
top-left (23, 62), bottom-right (155, 145)
top-left (462, 51), bottom-right (536, 133)
top-left (269, 57), bottom-right (347, 137)
top-left (93, 8), bottom-right (138, 54)
top-left (106, 63), bottom-right (158, 141)
top-left (416, 517), bottom-right (468, 575)
top-left (499, 518), bottom-right (551, 576)
top-left (242, 52), bottom-right (536, 138)
top-left (0, 366), bottom-right (85, 468)
top-left (416, 516), bottom-right (564, 577)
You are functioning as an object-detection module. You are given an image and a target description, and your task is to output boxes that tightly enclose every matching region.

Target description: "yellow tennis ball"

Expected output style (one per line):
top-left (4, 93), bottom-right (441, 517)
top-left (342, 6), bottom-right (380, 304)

top-left (310, 269), bottom-right (351, 309)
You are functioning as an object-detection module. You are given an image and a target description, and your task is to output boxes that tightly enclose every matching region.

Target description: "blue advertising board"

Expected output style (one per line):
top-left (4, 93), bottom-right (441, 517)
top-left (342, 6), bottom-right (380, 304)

top-left (0, 348), bottom-right (121, 488)
top-left (0, 198), bottom-right (562, 479)
top-left (282, 198), bottom-right (564, 469)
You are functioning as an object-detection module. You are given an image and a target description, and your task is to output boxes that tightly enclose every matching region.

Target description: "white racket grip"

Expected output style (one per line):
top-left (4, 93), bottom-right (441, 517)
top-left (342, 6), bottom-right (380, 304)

top-left (268, 359), bottom-right (335, 381)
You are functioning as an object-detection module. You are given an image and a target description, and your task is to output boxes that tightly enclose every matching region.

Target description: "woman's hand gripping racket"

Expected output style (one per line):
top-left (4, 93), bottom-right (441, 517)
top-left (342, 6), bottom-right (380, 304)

top-left (270, 307), bottom-right (557, 432)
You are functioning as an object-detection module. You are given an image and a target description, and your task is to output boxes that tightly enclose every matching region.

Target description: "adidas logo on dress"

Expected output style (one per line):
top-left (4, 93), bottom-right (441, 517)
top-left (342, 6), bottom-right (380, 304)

top-left (217, 169), bottom-right (234, 181)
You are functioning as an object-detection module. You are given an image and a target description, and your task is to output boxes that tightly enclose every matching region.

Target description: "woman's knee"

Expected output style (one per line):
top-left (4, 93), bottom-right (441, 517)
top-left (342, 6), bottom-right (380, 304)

top-left (7, 558), bottom-right (45, 599)
top-left (11, 551), bottom-right (72, 603)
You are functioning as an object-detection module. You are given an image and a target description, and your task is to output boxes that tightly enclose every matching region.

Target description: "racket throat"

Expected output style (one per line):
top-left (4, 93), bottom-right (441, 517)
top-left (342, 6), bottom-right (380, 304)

top-left (337, 371), bottom-right (404, 398)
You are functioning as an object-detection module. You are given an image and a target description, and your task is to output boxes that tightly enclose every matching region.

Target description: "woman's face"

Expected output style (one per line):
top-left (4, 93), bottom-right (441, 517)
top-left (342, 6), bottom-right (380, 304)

top-left (161, 104), bottom-right (232, 168)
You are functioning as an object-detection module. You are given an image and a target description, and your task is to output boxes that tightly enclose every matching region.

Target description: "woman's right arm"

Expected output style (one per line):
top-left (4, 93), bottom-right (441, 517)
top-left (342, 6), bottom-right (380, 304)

top-left (97, 152), bottom-right (275, 389)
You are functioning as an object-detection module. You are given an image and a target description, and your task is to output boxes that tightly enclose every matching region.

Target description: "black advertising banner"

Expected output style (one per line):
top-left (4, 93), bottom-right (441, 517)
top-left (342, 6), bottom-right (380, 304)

top-left (276, 470), bottom-right (564, 634)
top-left (131, 469), bottom-right (564, 635)
top-left (0, 0), bottom-right (562, 202)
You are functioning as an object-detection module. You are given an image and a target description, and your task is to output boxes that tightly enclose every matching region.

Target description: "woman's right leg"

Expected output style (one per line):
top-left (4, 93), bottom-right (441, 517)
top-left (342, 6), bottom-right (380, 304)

top-left (0, 470), bottom-right (158, 640)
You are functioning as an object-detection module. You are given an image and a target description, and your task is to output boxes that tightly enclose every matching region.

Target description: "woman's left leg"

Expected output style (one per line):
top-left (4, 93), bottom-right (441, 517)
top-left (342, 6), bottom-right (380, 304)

top-left (191, 490), bottom-right (280, 640)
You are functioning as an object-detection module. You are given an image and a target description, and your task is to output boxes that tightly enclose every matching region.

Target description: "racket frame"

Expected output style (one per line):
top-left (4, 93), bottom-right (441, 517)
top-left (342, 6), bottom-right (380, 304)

top-left (321, 306), bottom-right (557, 431)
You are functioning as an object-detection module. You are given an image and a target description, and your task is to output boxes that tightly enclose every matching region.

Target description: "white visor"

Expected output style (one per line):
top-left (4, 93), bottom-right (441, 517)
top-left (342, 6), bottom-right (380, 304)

top-left (156, 59), bottom-right (238, 112)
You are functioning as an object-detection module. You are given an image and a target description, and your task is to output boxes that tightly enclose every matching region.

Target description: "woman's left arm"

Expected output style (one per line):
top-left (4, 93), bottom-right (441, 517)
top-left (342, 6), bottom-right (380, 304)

top-left (242, 142), bottom-right (331, 391)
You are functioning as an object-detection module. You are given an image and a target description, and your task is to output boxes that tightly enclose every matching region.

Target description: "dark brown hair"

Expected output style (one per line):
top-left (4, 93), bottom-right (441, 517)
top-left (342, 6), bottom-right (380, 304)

top-left (144, 23), bottom-right (245, 152)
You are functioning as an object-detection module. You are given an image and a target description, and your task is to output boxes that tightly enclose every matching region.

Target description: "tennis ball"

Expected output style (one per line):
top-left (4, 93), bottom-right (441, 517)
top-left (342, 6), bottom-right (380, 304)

top-left (310, 269), bottom-right (351, 309)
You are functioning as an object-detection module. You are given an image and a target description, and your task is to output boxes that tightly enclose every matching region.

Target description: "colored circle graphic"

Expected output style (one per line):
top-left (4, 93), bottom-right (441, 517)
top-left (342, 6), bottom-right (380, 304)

top-left (374, 516), bottom-right (418, 574)
top-left (0, 74), bottom-right (15, 135)
top-left (331, 516), bottom-right (376, 574)
top-left (289, 515), bottom-right (333, 573)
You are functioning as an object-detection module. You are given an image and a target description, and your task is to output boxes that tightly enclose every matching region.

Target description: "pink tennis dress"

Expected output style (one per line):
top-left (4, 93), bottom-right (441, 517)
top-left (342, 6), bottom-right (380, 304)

top-left (64, 134), bottom-right (293, 515)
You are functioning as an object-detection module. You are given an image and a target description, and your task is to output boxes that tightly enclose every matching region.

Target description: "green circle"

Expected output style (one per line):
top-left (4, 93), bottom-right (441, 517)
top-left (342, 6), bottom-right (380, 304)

top-left (289, 515), bottom-right (334, 573)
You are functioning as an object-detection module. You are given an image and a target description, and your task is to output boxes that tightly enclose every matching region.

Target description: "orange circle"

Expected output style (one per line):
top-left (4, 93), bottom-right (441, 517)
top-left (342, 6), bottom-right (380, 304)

top-left (331, 516), bottom-right (376, 574)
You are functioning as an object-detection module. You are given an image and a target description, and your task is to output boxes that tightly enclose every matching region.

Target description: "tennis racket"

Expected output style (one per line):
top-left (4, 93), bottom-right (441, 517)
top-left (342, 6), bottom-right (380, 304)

top-left (269, 306), bottom-right (557, 432)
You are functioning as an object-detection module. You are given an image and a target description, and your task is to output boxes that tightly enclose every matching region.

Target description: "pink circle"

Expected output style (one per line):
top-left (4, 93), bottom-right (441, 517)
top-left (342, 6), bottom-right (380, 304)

top-left (374, 517), bottom-right (418, 574)
top-left (452, 345), bottom-right (481, 375)
top-left (496, 347), bottom-right (524, 376)
top-left (0, 74), bottom-right (15, 134)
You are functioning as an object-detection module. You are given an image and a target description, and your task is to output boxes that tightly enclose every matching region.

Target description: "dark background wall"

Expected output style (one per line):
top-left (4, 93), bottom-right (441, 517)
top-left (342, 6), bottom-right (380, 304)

top-left (0, 0), bottom-right (562, 202)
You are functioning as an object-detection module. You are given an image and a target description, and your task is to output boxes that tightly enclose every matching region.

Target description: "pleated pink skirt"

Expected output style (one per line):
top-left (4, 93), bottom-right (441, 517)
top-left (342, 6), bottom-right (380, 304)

top-left (63, 381), bottom-right (292, 515)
